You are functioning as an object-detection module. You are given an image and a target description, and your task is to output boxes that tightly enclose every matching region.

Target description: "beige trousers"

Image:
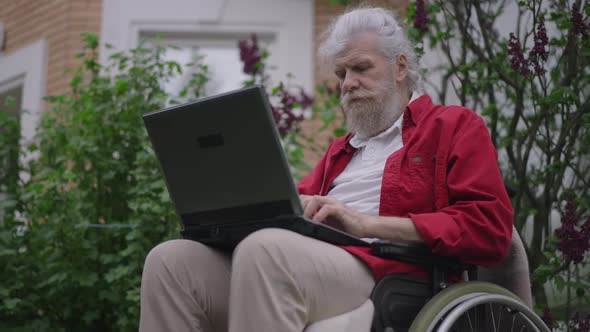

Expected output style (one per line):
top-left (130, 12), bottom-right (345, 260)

top-left (139, 228), bottom-right (375, 332)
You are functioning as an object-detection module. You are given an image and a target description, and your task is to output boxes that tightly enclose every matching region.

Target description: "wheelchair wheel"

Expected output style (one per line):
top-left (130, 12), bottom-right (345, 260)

top-left (408, 282), bottom-right (550, 332)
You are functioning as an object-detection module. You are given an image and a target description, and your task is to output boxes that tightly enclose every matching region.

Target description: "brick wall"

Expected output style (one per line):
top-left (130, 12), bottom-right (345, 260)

top-left (0, 0), bottom-right (102, 101)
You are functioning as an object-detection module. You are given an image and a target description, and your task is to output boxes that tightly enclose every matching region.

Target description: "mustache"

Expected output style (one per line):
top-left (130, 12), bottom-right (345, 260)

top-left (341, 89), bottom-right (377, 105)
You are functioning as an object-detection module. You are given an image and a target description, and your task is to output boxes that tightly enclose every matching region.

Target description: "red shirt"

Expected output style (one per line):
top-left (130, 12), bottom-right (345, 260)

top-left (297, 95), bottom-right (514, 281)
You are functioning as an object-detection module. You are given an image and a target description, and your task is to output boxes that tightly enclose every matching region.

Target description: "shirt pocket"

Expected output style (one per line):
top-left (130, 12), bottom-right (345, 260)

top-left (407, 152), bottom-right (436, 212)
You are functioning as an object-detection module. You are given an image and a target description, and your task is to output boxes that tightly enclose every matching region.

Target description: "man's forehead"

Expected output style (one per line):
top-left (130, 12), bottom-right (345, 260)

top-left (334, 32), bottom-right (383, 66)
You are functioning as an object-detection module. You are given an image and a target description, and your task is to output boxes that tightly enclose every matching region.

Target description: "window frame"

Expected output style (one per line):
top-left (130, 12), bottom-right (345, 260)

top-left (0, 39), bottom-right (48, 182)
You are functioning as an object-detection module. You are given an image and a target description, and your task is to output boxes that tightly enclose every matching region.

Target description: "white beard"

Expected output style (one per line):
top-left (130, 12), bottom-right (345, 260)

top-left (341, 79), bottom-right (402, 140)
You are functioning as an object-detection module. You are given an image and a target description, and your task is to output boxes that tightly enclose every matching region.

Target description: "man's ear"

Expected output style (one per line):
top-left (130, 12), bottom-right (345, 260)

top-left (394, 54), bottom-right (409, 83)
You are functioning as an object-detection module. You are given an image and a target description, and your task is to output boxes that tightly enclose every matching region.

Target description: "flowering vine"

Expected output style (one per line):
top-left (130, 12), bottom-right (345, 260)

top-left (237, 35), bottom-right (314, 137)
top-left (412, 0), bottom-right (429, 32)
top-left (541, 308), bottom-right (553, 330)
top-left (555, 198), bottom-right (590, 264)
top-left (508, 33), bottom-right (531, 76)
top-left (238, 34), bottom-right (262, 76)
top-left (569, 312), bottom-right (590, 332)
top-left (571, 2), bottom-right (589, 37)
top-left (271, 84), bottom-right (314, 136)
top-left (528, 17), bottom-right (549, 75)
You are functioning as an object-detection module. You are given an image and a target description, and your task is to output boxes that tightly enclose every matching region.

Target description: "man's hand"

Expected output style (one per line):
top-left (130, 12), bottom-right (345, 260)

top-left (299, 195), bottom-right (371, 238)
top-left (299, 195), bottom-right (424, 242)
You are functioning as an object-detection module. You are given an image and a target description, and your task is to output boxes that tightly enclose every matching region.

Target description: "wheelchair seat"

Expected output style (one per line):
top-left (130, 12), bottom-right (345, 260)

top-left (303, 226), bottom-right (548, 332)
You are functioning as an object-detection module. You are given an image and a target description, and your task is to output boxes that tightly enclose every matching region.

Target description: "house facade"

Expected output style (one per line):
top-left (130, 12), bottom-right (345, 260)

top-left (0, 0), bottom-right (407, 139)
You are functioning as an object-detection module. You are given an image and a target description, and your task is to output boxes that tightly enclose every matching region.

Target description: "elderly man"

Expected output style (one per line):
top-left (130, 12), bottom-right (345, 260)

top-left (139, 7), bottom-right (513, 332)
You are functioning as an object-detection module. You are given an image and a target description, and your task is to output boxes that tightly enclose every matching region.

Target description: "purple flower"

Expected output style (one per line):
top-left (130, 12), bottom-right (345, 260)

top-left (508, 33), bottom-right (531, 77)
top-left (571, 2), bottom-right (589, 37)
top-left (298, 89), bottom-right (315, 109)
top-left (238, 34), bottom-right (262, 75)
top-left (271, 83), bottom-right (314, 136)
top-left (412, 0), bottom-right (429, 32)
top-left (541, 308), bottom-right (553, 330)
top-left (237, 34), bottom-right (314, 136)
top-left (582, 215), bottom-right (590, 234)
top-left (555, 198), bottom-right (590, 264)
top-left (569, 312), bottom-right (590, 332)
top-left (528, 17), bottom-right (549, 75)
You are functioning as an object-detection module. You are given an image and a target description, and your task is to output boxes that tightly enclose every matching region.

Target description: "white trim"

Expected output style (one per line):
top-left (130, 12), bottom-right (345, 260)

top-left (100, 0), bottom-right (314, 90)
top-left (132, 22), bottom-right (281, 89)
top-left (0, 75), bottom-right (24, 93)
top-left (0, 21), bottom-right (5, 53)
top-left (0, 39), bottom-right (48, 145)
top-left (0, 39), bottom-right (48, 183)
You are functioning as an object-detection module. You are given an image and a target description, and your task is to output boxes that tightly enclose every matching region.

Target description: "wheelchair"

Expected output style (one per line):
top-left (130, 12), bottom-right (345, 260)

top-left (304, 226), bottom-right (550, 332)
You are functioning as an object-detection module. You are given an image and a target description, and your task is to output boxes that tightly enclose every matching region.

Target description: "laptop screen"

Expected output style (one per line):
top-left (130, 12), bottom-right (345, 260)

top-left (143, 86), bottom-right (303, 225)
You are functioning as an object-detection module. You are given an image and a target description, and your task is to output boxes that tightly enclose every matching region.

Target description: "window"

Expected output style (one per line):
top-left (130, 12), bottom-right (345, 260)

top-left (142, 31), bottom-right (276, 97)
top-left (0, 84), bottom-right (22, 222)
top-left (0, 39), bottom-right (48, 222)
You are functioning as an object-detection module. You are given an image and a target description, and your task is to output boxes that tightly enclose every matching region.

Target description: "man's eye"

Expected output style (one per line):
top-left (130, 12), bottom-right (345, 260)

top-left (335, 70), bottom-right (345, 79)
top-left (354, 65), bottom-right (369, 72)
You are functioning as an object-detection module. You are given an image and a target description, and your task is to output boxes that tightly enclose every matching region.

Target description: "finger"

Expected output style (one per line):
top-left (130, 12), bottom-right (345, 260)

top-left (303, 196), bottom-right (323, 218)
top-left (314, 208), bottom-right (347, 232)
top-left (312, 204), bottom-right (336, 223)
top-left (300, 195), bottom-right (311, 210)
top-left (301, 200), bottom-right (309, 210)
top-left (315, 195), bottom-right (336, 205)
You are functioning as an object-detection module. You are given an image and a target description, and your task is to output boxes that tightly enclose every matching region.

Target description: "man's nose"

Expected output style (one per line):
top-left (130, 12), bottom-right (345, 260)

top-left (341, 72), bottom-right (360, 95)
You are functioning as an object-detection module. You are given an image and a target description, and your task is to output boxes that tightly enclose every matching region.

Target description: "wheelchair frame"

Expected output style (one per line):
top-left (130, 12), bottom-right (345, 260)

top-left (369, 240), bottom-right (550, 332)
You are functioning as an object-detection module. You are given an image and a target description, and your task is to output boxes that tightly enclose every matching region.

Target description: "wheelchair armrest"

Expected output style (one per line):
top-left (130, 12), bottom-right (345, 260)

top-left (370, 240), bottom-right (475, 273)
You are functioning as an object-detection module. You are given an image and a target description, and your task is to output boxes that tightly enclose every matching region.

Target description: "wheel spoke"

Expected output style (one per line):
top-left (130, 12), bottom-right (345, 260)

top-left (466, 308), bottom-right (474, 331)
top-left (490, 303), bottom-right (497, 331)
top-left (497, 304), bottom-right (503, 331)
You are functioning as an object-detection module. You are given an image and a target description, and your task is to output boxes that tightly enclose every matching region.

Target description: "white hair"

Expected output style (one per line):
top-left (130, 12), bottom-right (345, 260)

top-left (318, 7), bottom-right (422, 93)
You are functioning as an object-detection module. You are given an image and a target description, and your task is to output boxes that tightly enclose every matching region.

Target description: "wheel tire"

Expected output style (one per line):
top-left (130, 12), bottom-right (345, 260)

top-left (408, 281), bottom-right (522, 332)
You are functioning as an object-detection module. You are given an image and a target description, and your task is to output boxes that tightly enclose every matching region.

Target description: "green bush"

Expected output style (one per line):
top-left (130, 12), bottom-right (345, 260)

top-left (0, 33), bottom-right (208, 331)
top-left (0, 31), bottom-right (327, 330)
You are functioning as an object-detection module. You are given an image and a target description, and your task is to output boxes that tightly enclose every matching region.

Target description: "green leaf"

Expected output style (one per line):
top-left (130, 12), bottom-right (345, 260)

top-left (554, 275), bottom-right (566, 291)
top-left (481, 103), bottom-right (497, 117)
top-left (272, 85), bottom-right (281, 96)
top-left (116, 80), bottom-right (128, 94)
top-left (70, 76), bottom-right (83, 89)
top-left (329, 0), bottom-right (349, 5)
top-left (0, 248), bottom-right (17, 257)
top-left (3, 298), bottom-right (21, 310)
top-left (407, 1), bottom-right (416, 24)
top-left (333, 127), bottom-right (347, 137)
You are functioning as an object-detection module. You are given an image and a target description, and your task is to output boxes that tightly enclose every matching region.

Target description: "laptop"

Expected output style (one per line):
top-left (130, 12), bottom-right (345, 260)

top-left (143, 85), bottom-right (369, 250)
